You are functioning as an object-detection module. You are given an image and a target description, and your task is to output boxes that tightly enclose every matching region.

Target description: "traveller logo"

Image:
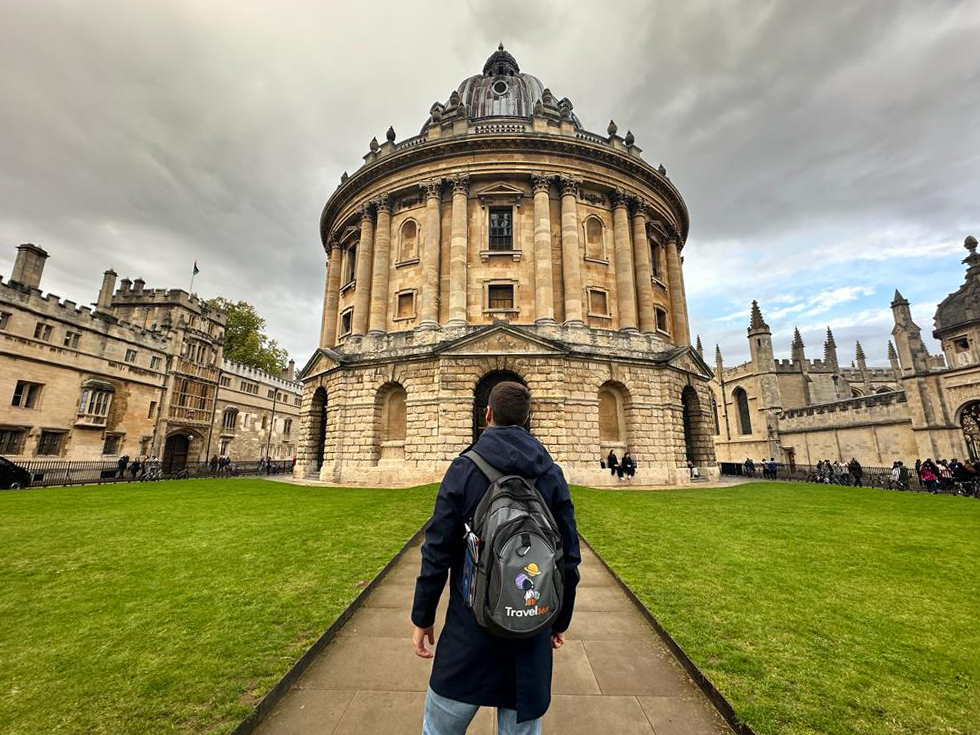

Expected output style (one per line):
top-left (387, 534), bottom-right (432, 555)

top-left (504, 605), bottom-right (549, 617)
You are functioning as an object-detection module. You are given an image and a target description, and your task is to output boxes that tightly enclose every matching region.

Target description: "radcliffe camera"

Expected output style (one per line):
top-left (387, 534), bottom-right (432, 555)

top-left (1, 4), bottom-right (978, 735)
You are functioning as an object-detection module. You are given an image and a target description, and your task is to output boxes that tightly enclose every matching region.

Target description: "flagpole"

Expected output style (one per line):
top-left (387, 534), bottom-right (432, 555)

top-left (189, 262), bottom-right (198, 294)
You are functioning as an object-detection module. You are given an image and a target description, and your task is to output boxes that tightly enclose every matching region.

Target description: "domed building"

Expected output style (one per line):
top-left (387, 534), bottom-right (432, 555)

top-left (296, 46), bottom-right (716, 486)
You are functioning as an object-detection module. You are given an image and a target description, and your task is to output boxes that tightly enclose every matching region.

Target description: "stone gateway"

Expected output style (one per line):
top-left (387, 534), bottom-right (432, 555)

top-left (296, 46), bottom-right (715, 486)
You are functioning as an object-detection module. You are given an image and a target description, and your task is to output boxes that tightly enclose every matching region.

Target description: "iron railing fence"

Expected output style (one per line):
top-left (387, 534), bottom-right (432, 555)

top-left (719, 462), bottom-right (980, 497)
top-left (3, 457), bottom-right (295, 489)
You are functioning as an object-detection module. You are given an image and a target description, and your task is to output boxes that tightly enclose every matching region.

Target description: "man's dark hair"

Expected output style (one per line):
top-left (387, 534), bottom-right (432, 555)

top-left (488, 381), bottom-right (530, 427)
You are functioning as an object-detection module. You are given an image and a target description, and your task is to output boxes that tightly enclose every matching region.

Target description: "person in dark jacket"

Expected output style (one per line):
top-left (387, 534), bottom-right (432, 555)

top-left (606, 449), bottom-right (619, 478)
top-left (412, 381), bottom-right (581, 734)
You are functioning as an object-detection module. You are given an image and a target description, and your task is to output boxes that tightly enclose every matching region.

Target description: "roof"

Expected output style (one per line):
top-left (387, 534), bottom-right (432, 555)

top-left (934, 236), bottom-right (980, 335)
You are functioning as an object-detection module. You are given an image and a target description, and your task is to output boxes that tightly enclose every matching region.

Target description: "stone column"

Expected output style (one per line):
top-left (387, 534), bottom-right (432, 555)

top-left (319, 238), bottom-right (343, 348)
top-left (531, 173), bottom-right (555, 324)
top-left (665, 231), bottom-right (690, 345)
top-left (558, 176), bottom-right (584, 325)
top-left (630, 200), bottom-right (656, 333)
top-left (446, 175), bottom-right (470, 327)
top-left (418, 179), bottom-right (443, 329)
top-left (351, 203), bottom-right (375, 336)
top-left (368, 194), bottom-right (392, 335)
top-left (611, 189), bottom-right (638, 331)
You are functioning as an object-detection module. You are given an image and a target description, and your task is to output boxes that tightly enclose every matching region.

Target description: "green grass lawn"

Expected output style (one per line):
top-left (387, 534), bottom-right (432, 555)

top-left (0, 479), bottom-right (436, 735)
top-left (572, 482), bottom-right (980, 735)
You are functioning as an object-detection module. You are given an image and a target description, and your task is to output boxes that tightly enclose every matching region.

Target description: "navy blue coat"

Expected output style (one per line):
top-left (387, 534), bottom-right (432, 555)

top-left (411, 425), bottom-right (581, 722)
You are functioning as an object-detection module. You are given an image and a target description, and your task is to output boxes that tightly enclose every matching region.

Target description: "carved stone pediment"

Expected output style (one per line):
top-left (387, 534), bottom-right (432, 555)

top-left (298, 348), bottom-right (342, 380)
top-left (438, 325), bottom-right (567, 357)
top-left (475, 181), bottom-right (526, 207)
top-left (665, 346), bottom-right (714, 380)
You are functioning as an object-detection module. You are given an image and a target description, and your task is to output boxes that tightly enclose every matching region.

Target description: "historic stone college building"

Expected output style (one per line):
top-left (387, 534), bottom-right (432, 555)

top-left (296, 46), bottom-right (716, 486)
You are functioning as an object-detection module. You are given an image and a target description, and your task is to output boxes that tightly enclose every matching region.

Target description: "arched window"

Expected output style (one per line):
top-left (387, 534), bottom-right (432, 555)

top-left (597, 382), bottom-right (629, 457)
top-left (377, 383), bottom-right (408, 462)
top-left (851, 387), bottom-right (864, 398)
top-left (399, 220), bottom-right (418, 262)
top-left (221, 407), bottom-right (239, 432)
top-left (598, 389), bottom-right (621, 443)
top-left (875, 386), bottom-right (894, 395)
top-left (961, 401), bottom-right (980, 462)
top-left (584, 216), bottom-right (604, 260)
top-left (733, 387), bottom-right (751, 435)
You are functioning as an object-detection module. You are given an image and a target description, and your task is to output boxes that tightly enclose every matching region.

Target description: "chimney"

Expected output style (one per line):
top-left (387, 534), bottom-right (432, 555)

top-left (97, 269), bottom-right (117, 311)
top-left (10, 243), bottom-right (49, 290)
top-left (133, 278), bottom-right (145, 293)
top-left (285, 359), bottom-right (295, 381)
top-left (120, 278), bottom-right (132, 292)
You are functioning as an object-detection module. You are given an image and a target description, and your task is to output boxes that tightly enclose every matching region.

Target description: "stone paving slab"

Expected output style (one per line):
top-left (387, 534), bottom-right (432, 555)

top-left (254, 539), bottom-right (732, 735)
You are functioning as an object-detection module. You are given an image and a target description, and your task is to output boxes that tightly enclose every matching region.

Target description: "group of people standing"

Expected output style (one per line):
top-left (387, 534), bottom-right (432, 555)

top-left (603, 450), bottom-right (636, 480)
top-left (743, 457), bottom-right (779, 479)
top-left (116, 454), bottom-right (161, 481)
top-left (912, 457), bottom-right (978, 495)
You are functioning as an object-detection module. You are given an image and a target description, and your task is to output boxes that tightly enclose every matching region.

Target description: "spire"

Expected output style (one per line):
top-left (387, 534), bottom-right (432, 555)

top-left (892, 289), bottom-right (909, 307)
top-left (855, 341), bottom-right (867, 363)
top-left (791, 327), bottom-right (806, 363)
top-left (748, 300), bottom-right (769, 331)
top-left (887, 340), bottom-right (901, 373)
top-left (695, 335), bottom-right (704, 358)
top-left (964, 235), bottom-right (980, 276)
top-left (887, 340), bottom-right (897, 360)
top-left (824, 327), bottom-right (839, 368)
top-left (715, 343), bottom-right (723, 365)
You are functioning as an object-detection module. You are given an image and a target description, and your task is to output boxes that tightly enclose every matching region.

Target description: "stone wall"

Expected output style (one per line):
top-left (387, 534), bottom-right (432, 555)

top-left (297, 326), bottom-right (716, 487)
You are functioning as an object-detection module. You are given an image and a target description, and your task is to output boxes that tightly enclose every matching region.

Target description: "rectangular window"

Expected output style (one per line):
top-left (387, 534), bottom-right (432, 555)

top-left (267, 389), bottom-right (276, 399)
top-left (220, 375), bottom-right (231, 387)
top-left (147, 401), bottom-right (157, 419)
top-left (219, 439), bottom-right (230, 455)
top-left (12, 381), bottom-right (42, 409)
top-left (33, 323), bottom-right (52, 341)
top-left (78, 388), bottom-right (112, 420)
top-left (64, 331), bottom-right (81, 349)
top-left (396, 292), bottom-right (415, 320)
top-left (239, 381), bottom-right (258, 395)
top-left (588, 290), bottom-right (609, 316)
top-left (344, 244), bottom-right (358, 285)
top-left (139, 436), bottom-right (152, 455)
top-left (488, 207), bottom-right (513, 251)
top-left (283, 418), bottom-right (292, 438)
top-left (0, 428), bottom-right (26, 454)
top-left (150, 356), bottom-right (162, 370)
top-left (655, 308), bottom-right (669, 333)
top-left (36, 431), bottom-right (64, 456)
top-left (340, 308), bottom-right (353, 337)
top-left (0, 311), bottom-right (10, 330)
top-left (102, 434), bottom-right (122, 455)
top-left (294, 396), bottom-right (302, 407)
top-left (650, 243), bottom-right (661, 279)
top-left (125, 349), bottom-right (137, 363)
top-left (488, 284), bottom-right (515, 311)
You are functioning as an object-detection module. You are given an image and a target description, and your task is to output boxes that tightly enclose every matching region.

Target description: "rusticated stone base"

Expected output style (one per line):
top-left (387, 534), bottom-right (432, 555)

top-left (295, 323), bottom-right (716, 487)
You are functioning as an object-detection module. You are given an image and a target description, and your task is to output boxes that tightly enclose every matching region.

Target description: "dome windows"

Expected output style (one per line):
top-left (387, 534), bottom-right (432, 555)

top-left (493, 80), bottom-right (508, 95)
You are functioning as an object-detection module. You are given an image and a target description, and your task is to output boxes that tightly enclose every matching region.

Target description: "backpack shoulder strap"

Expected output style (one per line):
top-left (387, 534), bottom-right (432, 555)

top-left (463, 449), bottom-right (505, 484)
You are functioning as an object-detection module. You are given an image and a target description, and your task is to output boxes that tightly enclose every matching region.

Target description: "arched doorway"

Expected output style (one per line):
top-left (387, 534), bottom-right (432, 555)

top-left (163, 434), bottom-right (190, 473)
top-left (376, 383), bottom-right (407, 462)
top-left (961, 401), bottom-right (980, 462)
top-left (597, 382), bottom-right (629, 459)
top-left (473, 370), bottom-right (526, 443)
top-left (311, 387), bottom-right (327, 472)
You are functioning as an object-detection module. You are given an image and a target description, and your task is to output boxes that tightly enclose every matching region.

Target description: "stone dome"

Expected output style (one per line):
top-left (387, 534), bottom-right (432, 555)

top-left (934, 236), bottom-right (980, 334)
top-left (423, 44), bottom-right (581, 130)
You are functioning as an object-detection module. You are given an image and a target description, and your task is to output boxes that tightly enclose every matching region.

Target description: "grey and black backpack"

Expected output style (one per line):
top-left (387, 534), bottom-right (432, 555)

top-left (460, 449), bottom-right (564, 639)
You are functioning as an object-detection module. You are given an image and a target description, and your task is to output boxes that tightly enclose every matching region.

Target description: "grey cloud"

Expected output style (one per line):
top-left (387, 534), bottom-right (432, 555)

top-left (0, 0), bottom-right (977, 362)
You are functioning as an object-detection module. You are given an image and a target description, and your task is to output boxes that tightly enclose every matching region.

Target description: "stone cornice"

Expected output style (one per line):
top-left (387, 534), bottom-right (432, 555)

top-left (320, 132), bottom-right (690, 247)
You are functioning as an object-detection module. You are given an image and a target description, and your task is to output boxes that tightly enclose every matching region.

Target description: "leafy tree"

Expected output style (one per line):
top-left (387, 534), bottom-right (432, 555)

top-left (206, 297), bottom-right (289, 375)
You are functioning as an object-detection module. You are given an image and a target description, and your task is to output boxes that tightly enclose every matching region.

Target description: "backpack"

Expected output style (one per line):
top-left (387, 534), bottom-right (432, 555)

top-left (460, 449), bottom-right (564, 639)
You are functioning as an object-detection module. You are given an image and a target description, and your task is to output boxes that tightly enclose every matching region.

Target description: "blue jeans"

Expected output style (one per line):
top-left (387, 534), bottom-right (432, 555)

top-left (422, 686), bottom-right (542, 735)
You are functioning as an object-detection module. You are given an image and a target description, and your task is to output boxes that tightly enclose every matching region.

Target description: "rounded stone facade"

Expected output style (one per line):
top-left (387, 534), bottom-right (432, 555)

top-left (297, 47), bottom-right (716, 486)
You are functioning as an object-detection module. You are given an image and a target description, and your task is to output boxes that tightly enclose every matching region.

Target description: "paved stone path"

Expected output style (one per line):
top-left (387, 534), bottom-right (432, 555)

top-left (254, 540), bottom-right (733, 735)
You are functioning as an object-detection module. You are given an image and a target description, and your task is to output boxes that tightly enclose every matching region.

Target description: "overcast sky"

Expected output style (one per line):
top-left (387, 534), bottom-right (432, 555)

top-left (1, 0), bottom-right (978, 367)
